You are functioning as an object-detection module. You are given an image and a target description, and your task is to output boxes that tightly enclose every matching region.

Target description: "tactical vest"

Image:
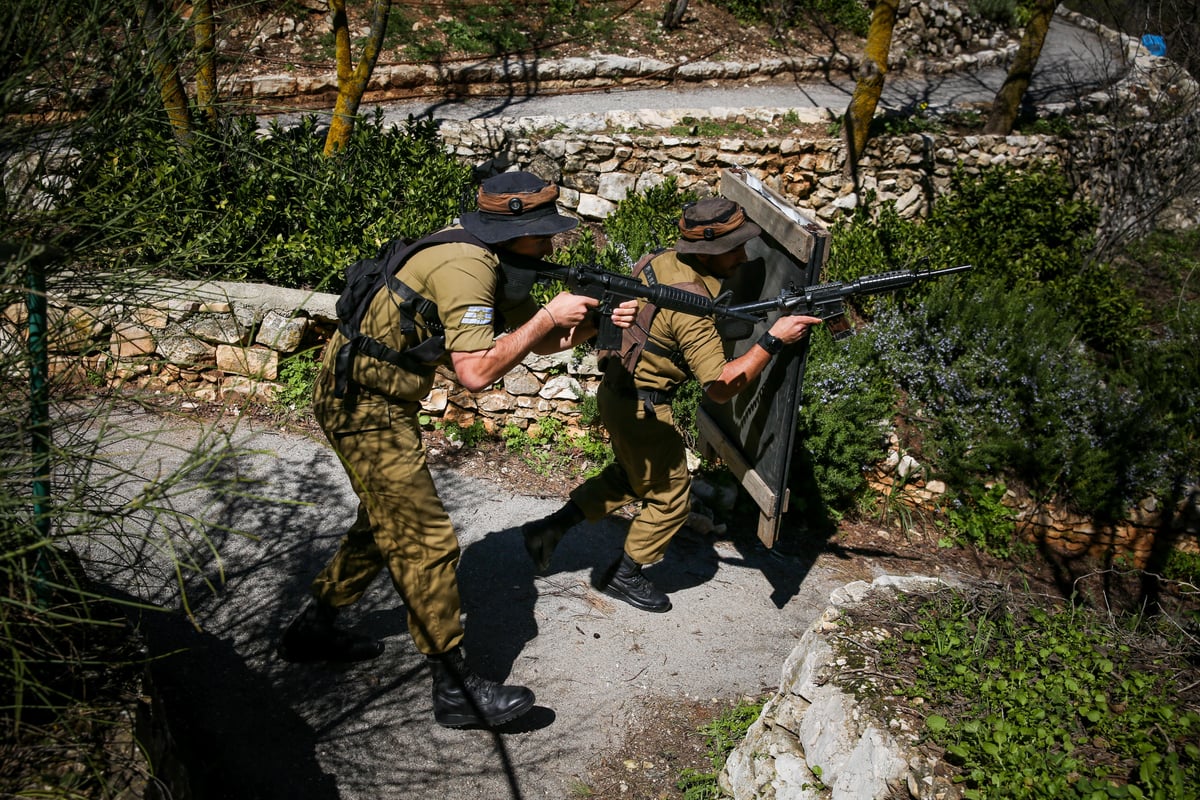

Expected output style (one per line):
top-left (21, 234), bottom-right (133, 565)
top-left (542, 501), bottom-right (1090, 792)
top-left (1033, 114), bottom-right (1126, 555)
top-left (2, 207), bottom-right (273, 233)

top-left (333, 228), bottom-right (483, 399)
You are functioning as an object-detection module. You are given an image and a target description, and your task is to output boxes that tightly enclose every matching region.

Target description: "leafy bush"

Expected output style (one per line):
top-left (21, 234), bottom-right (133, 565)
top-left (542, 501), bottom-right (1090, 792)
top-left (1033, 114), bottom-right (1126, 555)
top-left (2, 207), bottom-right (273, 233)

top-left (829, 165), bottom-right (1147, 353)
top-left (867, 275), bottom-right (1179, 519)
top-left (714, 0), bottom-right (869, 37)
top-left (1111, 301), bottom-right (1200, 500)
top-left (923, 165), bottom-right (1145, 353)
top-left (968, 0), bottom-right (1022, 26)
top-left (795, 328), bottom-right (897, 512)
top-left (70, 111), bottom-right (472, 291)
top-left (818, 163), bottom-right (1199, 520)
top-left (941, 482), bottom-right (1018, 558)
top-left (556, 177), bottom-right (697, 275)
top-left (273, 350), bottom-right (322, 412)
top-left (502, 418), bottom-right (614, 478)
top-left (395, 0), bottom-right (618, 60)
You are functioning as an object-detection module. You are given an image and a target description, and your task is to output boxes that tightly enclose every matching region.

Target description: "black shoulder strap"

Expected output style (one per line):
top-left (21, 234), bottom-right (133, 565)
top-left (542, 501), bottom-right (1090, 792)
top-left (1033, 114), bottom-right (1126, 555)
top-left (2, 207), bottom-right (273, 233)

top-left (334, 228), bottom-right (485, 399)
top-left (380, 228), bottom-right (484, 336)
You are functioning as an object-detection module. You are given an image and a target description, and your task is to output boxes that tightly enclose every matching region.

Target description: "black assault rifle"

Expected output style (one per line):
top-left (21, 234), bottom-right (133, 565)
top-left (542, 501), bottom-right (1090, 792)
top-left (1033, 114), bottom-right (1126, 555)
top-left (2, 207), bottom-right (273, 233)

top-left (502, 254), bottom-right (758, 350)
top-left (714, 263), bottom-right (975, 341)
top-left (502, 255), bottom-right (972, 348)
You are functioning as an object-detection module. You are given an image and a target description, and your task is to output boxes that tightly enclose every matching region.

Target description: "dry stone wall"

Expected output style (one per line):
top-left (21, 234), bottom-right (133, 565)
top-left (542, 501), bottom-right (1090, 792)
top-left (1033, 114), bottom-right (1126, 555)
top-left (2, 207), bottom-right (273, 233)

top-left (3, 278), bottom-right (604, 435)
top-left (14, 268), bottom-right (1195, 572)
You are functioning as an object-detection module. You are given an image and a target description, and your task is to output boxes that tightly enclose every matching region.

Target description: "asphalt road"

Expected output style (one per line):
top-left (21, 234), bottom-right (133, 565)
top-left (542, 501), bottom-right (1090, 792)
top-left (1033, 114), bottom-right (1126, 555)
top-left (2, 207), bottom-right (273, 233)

top-left (79, 405), bottom-right (873, 800)
top-left (362, 16), bottom-right (1124, 125)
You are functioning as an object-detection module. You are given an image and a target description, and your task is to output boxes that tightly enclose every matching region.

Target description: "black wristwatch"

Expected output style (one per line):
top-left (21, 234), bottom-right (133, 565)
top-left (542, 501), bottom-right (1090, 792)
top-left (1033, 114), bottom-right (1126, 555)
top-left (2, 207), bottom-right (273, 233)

top-left (757, 331), bottom-right (784, 355)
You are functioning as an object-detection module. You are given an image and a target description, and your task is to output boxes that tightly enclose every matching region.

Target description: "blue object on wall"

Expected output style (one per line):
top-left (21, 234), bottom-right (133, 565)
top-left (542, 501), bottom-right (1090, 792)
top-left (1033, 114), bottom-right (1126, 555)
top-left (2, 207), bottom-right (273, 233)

top-left (1141, 34), bottom-right (1167, 56)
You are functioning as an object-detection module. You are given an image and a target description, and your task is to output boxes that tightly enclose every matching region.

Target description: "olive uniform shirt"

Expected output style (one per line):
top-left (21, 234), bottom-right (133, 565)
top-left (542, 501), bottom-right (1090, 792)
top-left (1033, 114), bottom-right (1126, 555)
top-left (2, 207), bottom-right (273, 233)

top-left (317, 229), bottom-right (538, 430)
top-left (571, 249), bottom-right (729, 564)
top-left (628, 250), bottom-right (728, 393)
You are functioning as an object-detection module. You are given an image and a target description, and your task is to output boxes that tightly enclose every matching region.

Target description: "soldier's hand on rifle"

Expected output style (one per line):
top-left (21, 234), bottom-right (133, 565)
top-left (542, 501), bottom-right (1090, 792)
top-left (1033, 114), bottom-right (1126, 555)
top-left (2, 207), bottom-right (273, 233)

top-left (543, 292), bottom-right (600, 328)
top-left (770, 314), bottom-right (823, 345)
top-left (610, 299), bottom-right (638, 329)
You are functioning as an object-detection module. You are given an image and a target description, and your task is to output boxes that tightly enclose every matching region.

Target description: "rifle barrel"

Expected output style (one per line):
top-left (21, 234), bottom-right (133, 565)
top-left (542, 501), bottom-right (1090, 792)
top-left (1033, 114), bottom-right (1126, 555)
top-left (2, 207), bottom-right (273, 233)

top-left (848, 264), bottom-right (973, 295)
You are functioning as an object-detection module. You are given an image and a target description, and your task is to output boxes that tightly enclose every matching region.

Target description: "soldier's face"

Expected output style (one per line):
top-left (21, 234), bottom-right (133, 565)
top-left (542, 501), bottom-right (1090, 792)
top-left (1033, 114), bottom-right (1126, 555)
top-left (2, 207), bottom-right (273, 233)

top-left (503, 235), bottom-right (554, 258)
top-left (702, 245), bottom-right (748, 278)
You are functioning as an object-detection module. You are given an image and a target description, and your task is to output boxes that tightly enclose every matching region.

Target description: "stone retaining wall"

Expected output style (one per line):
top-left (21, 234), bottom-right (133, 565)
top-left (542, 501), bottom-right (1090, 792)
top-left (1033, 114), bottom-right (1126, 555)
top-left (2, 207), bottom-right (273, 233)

top-left (430, 9), bottom-right (1197, 240)
top-left (4, 278), bottom-right (605, 435)
top-left (12, 273), bottom-right (1195, 569)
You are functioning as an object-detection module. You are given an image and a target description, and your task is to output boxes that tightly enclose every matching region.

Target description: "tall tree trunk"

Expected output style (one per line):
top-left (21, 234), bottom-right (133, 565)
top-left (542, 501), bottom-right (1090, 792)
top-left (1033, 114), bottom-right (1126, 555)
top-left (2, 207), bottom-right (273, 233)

top-left (193, 0), bottom-right (217, 129)
top-left (138, 0), bottom-right (192, 144)
top-left (324, 0), bottom-right (391, 156)
top-left (843, 0), bottom-right (898, 175)
top-left (662, 0), bottom-right (689, 30)
top-left (984, 0), bottom-right (1055, 135)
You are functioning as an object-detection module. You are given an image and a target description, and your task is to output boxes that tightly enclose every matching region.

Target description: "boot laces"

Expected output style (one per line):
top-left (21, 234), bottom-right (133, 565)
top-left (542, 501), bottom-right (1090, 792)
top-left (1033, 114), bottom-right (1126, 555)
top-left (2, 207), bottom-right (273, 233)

top-left (463, 670), bottom-right (499, 702)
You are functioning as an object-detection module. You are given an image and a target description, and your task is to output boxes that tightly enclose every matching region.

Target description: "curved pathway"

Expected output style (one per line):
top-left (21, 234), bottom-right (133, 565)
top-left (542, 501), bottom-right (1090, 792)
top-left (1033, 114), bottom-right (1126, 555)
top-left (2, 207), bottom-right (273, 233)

top-left (362, 15), bottom-right (1124, 126)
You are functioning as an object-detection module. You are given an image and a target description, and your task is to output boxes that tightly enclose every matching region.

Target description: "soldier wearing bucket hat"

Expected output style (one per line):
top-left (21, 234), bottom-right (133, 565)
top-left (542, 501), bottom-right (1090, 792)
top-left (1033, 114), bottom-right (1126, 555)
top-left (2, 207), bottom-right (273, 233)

top-left (278, 171), bottom-right (636, 729)
top-left (521, 196), bottom-right (823, 613)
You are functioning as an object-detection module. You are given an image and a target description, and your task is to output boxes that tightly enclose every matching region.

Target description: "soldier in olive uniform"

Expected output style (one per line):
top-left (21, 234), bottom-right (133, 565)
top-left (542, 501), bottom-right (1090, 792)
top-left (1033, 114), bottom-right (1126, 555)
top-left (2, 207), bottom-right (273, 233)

top-left (278, 172), bottom-right (636, 729)
top-left (521, 197), bottom-right (822, 613)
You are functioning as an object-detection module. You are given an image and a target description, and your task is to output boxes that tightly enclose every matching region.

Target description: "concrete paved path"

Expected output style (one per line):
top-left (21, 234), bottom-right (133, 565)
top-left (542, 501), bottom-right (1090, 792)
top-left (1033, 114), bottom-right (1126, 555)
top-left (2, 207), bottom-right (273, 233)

top-left (78, 405), bottom-right (874, 799)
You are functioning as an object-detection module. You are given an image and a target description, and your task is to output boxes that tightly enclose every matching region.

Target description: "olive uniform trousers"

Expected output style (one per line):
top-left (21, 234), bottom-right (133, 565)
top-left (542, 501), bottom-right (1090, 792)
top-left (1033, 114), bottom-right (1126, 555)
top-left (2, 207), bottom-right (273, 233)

top-left (309, 369), bottom-right (463, 656)
top-left (570, 379), bottom-right (692, 564)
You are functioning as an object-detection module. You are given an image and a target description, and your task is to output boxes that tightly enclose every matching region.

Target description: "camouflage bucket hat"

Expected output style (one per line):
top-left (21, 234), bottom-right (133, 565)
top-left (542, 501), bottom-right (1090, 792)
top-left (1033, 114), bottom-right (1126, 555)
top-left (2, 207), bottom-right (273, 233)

top-left (675, 197), bottom-right (761, 255)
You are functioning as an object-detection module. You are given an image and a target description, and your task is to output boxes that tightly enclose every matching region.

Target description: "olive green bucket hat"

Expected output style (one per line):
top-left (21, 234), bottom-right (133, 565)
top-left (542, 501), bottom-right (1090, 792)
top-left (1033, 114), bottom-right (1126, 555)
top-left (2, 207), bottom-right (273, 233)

top-left (460, 171), bottom-right (579, 244)
top-left (675, 197), bottom-right (761, 255)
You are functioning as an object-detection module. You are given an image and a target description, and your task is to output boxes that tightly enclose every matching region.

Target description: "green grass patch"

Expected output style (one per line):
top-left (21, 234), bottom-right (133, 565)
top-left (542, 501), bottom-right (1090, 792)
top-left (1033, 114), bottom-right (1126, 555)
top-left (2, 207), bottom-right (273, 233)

top-left (841, 587), bottom-right (1200, 800)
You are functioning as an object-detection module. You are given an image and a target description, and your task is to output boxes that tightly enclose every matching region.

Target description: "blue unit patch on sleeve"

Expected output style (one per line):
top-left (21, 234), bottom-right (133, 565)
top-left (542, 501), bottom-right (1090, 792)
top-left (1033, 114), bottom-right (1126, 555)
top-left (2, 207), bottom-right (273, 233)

top-left (460, 306), bottom-right (495, 326)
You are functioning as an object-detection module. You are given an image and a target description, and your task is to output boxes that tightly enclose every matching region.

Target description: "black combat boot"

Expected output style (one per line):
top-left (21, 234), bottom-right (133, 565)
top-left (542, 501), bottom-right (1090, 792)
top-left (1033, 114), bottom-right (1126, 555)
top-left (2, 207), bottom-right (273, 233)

top-left (278, 599), bottom-right (384, 663)
top-left (429, 647), bottom-right (535, 728)
top-left (597, 552), bottom-right (672, 613)
top-left (521, 500), bottom-right (584, 573)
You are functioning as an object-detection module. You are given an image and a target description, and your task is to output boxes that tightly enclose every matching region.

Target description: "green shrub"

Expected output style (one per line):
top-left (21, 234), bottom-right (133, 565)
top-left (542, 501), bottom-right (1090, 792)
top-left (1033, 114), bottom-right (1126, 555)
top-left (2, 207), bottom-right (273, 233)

top-left (827, 193), bottom-right (929, 318)
top-left (795, 328), bottom-right (897, 512)
top-left (1111, 301), bottom-right (1200, 499)
top-left (395, 0), bottom-right (617, 60)
top-left (868, 590), bottom-right (1200, 800)
top-left (670, 379), bottom-right (706, 450)
top-left (869, 276), bottom-right (1153, 519)
top-left (968, 0), bottom-right (1021, 26)
top-left (821, 163), bottom-right (1198, 520)
top-left (274, 350), bottom-right (322, 412)
top-left (561, 177), bottom-right (697, 275)
top-left (503, 417), bottom-right (614, 478)
top-left (714, 0), bottom-right (869, 37)
top-left (925, 165), bottom-right (1145, 353)
top-left (832, 164), bottom-right (1146, 354)
top-left (70, 111), bottom-right (472, 291)
top-left (941, 481), bottom-right (1017, 558)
